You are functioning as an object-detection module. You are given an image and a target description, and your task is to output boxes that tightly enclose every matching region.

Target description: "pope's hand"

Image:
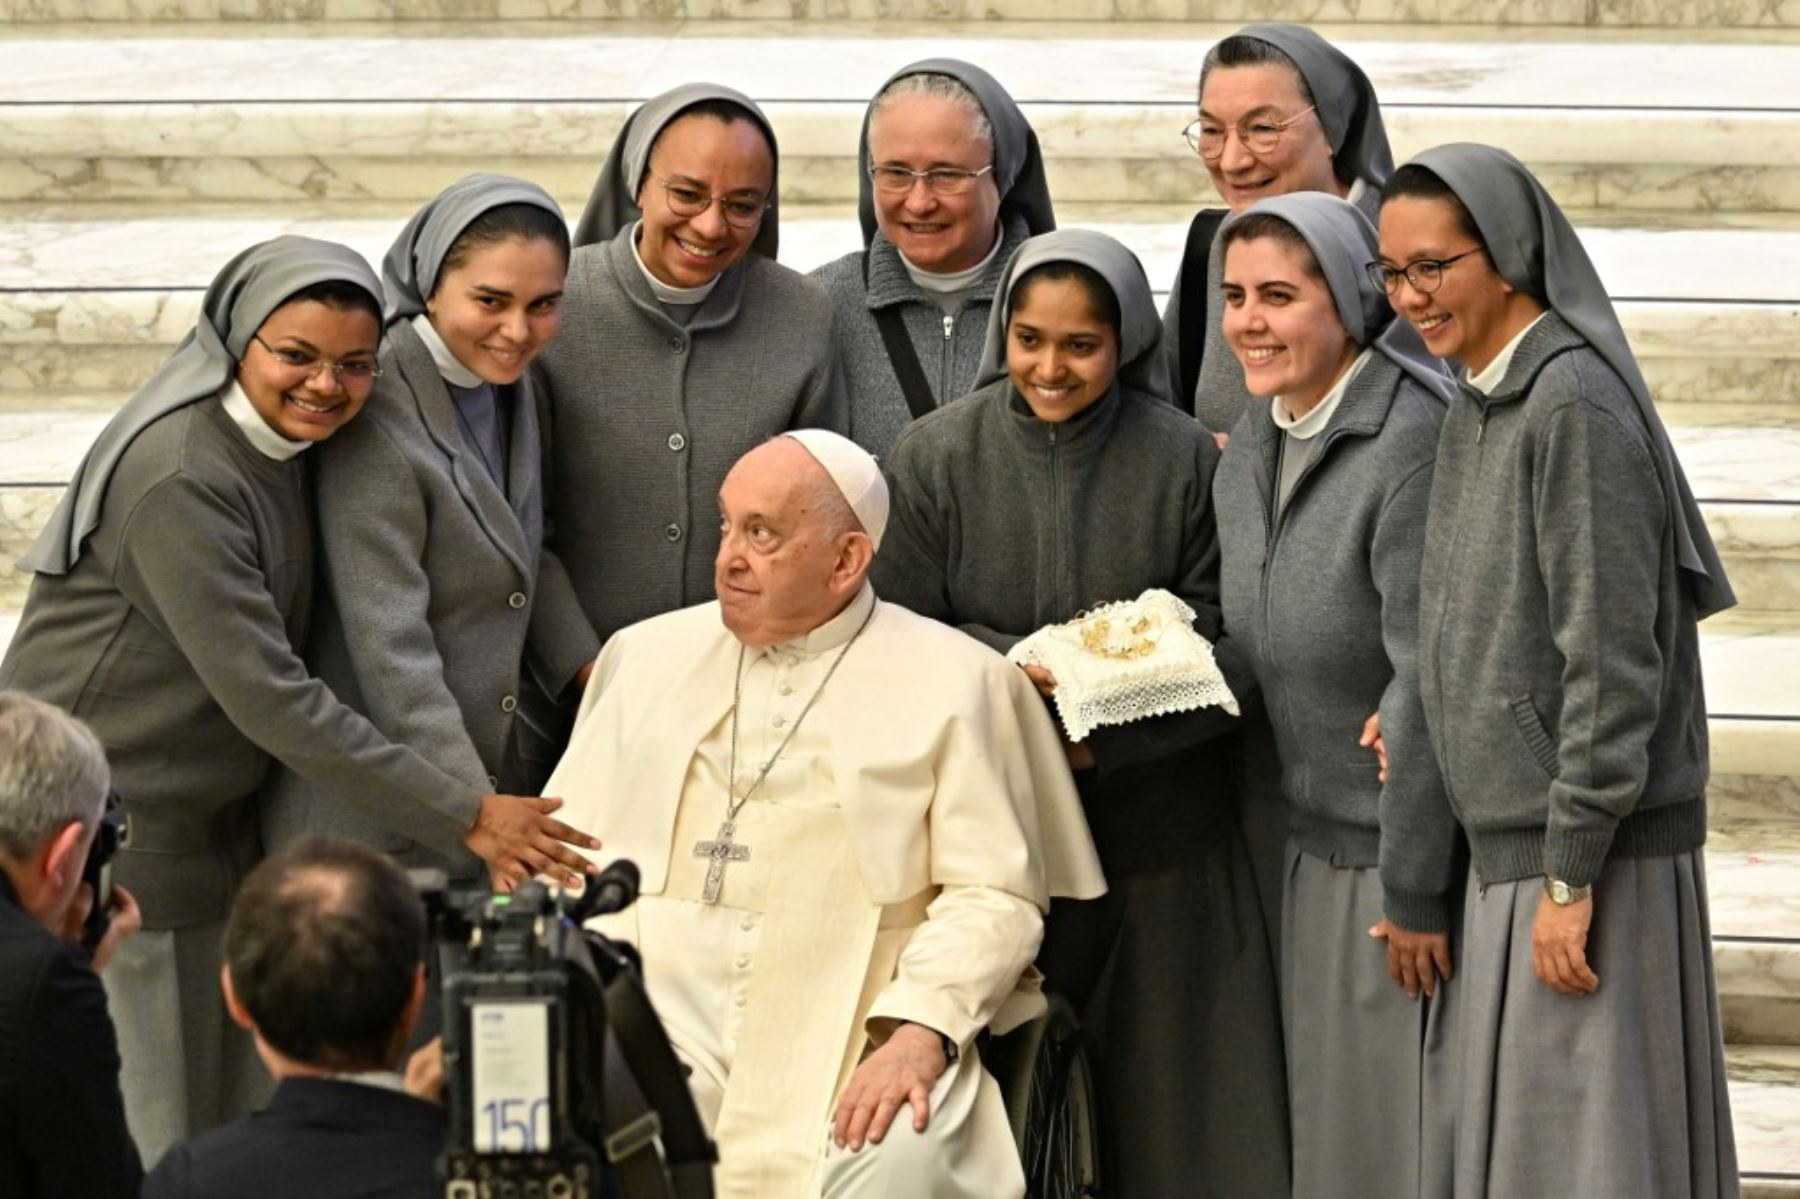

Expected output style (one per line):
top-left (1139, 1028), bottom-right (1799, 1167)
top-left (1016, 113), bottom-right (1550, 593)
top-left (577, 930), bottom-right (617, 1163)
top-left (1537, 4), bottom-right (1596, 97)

top-left (1532, 891), bottom-right (1599, 996)
top-left (465, 794), bottom-right (601, 892)
top-left (832, 1022), bottom-right (948, 1152)
top-left (1368, 918), bottom-right (1453, 999)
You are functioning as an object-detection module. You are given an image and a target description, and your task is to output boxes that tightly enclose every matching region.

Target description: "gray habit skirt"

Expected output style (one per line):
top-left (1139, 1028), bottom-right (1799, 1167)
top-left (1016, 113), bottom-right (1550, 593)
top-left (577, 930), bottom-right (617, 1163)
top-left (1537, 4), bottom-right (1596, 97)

top-left (1281, 844), bottom-right (1457, 1199)
top-left (1455, 850), bottom-right (1738, 1199)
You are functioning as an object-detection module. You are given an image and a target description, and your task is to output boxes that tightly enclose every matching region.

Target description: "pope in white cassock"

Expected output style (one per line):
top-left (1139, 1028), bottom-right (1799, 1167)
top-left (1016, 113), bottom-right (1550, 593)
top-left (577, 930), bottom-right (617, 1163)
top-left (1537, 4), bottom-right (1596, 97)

top-left (549, 429), bottom-right (1105, 1197)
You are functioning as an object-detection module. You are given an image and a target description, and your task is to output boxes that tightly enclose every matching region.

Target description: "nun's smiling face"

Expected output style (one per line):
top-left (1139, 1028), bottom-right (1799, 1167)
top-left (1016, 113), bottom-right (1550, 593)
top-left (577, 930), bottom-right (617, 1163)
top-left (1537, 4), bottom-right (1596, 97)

top-left (868, 92), bottom-right (1002, 274)
top-left (1378, 194), bottom-right (1521, 376)
top-left (237, 298), bottom-right (380, 443)
top-left (428, 235), bottom-right (567, 386)
top-left (1221, 234), bottom-right (1359, 418)
top-left (1006, 273), bottom-right (1120, 424)
top-left (1198, 64), bottom-right (1342, 212)
top-left (636, 113), bottom-right (774, 289)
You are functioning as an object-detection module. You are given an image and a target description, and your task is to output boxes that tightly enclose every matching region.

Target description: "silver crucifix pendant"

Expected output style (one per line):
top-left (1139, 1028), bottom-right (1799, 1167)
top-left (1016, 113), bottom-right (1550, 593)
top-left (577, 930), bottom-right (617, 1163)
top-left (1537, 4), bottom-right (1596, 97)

top-left (693, 819), bottom-right (751, 904)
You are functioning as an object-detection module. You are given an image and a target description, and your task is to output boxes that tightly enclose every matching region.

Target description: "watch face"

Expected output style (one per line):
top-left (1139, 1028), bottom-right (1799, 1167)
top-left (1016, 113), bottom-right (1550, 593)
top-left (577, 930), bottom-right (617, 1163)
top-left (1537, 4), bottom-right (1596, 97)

top-left (1550, 880), bottom-right (1572, 904)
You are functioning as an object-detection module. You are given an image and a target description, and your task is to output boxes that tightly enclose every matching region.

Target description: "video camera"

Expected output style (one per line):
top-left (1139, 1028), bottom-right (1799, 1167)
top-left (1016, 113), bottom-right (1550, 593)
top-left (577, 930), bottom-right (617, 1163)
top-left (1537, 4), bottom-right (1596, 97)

top-left (417, 862), bottom-right (715, 1199)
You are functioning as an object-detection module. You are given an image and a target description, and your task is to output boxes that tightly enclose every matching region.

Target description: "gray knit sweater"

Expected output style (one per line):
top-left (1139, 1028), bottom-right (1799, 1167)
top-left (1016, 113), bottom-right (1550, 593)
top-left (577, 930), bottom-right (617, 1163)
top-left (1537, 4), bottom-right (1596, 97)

top-left (533, 227), bottom-right (847, 647)
top-left (811, 216), bottom-right (1030, 460)
top-left (1214, 353), bottom-right (1457, 932)
top-left (1420, 313), bottom-right (1710, 888)
top-left (0, 400), bottom-right (479, 927)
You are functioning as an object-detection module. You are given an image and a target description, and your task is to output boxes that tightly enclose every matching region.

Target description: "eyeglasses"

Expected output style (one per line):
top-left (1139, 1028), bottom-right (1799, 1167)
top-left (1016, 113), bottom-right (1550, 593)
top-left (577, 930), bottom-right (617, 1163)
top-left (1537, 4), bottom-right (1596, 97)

top-left (650, 174), bottom-right (769, 229)
top-left (868, 163), bottom-right (996, 197)
top-left (1183, 106), bottom-right (1317, 161)
top-left (251, 333), bottom-right (382, 382)
top-left (1366, 248), bottom-right (1485, 296)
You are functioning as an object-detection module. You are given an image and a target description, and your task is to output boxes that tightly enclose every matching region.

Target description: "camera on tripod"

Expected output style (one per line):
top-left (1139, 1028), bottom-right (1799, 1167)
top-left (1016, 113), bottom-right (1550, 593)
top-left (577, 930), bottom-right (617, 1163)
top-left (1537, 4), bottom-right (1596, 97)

top-left (416, 861), bottom-right (715, 1199)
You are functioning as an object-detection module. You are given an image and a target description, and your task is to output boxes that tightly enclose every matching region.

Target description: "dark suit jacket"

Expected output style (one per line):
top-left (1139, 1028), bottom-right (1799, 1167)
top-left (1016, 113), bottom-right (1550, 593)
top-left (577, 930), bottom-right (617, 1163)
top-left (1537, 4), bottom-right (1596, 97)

top-left (142, 1076), bottom-right (446, 1199)
top-left (0, 873), bottom-right (142, 1198)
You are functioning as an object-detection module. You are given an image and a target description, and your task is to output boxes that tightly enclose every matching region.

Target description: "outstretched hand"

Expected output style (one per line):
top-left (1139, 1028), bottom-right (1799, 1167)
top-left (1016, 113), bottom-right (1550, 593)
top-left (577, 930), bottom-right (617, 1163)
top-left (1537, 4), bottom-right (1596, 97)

top-left (465, 794), bottom-right (601, 891)
top-left (832, 1023), bottom-right (949, 1152)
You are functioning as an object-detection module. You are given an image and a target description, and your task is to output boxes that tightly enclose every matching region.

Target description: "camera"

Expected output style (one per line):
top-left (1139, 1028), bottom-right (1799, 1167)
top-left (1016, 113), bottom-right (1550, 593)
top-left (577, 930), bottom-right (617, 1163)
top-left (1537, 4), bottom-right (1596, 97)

top-left (417, 862), bottom-right (715, 1199)
top-left (80, 790), bottom-right (128, 954)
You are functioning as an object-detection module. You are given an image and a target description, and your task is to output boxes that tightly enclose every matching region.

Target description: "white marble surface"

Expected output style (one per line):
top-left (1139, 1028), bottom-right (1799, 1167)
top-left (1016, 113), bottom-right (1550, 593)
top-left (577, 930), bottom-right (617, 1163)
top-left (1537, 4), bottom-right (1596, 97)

top-left (1729, 1043), bottom-right (1800, 1176)
top-left (3, 24), bottom-right (1799, 106)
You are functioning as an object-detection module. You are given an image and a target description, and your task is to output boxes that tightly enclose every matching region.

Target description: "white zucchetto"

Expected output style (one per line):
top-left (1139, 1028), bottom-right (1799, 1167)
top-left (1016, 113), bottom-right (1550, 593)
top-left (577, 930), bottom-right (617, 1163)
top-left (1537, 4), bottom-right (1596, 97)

top-left (783, 429), bottom-right (889, 552)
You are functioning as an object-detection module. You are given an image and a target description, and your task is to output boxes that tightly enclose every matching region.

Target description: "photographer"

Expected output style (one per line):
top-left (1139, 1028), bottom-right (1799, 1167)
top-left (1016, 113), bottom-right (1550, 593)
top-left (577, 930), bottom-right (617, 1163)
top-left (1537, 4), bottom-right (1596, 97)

top-left (0, 692), bottom-right (143, 1199)
top-left (144, 838), bottom-right (446, 1199)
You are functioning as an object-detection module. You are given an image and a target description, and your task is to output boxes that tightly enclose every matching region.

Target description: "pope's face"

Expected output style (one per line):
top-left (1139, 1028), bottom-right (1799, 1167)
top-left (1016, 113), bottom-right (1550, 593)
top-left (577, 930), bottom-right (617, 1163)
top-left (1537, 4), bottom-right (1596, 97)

top-left (715, 440), bottom-right (859, 648)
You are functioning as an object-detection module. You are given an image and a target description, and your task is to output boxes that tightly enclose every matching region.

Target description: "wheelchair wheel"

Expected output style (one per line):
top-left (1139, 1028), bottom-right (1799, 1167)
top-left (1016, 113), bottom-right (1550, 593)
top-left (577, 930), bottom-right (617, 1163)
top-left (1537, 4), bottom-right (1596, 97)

top-left (991, 994), bottom-right (1102, 1198)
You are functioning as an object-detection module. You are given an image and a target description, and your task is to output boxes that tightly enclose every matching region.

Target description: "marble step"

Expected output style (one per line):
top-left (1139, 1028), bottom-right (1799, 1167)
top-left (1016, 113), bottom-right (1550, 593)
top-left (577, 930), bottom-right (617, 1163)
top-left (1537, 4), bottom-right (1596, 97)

top-left (3, 24), bottom-right (1800, 210)
top-left (4, 0), bottom-right (1798, 29)
top-left (1735, 1044), bottom-right (1800, 1186)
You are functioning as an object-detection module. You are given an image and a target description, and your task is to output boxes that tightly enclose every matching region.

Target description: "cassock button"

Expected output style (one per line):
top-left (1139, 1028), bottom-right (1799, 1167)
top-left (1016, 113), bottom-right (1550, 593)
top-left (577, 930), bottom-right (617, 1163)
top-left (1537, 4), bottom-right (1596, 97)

top-left (740, 915), bottom-right (756, 931)
top-left (500, 695), bottom-right (517, 713)
top-left (507, 591), bottom-right (526, 609)
top-left (664, 523), bottom-right (683, 542)
top-left (778, 682), bottom-right (793, 697)
top-left (733, 995), bottom-right (746, 1008)
top-left (771, 715), bottom-right (787, 728)
top-left (736, 955), bottom-right (751, 970)
top-left (668, 433), bottom-right (687, 452)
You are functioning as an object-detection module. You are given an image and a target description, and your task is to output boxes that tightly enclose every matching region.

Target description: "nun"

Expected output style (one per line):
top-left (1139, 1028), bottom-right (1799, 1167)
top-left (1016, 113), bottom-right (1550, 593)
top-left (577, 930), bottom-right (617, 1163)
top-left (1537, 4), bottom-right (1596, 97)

top-left (1211, 192), bottom-right (1459, 1198)
top-left (261, 175), bottom-right (599, 884)
top-left (872, 229), bottom-right (1289, 1197)
top-left (1163, 23), bottom-right (1397, 433)
top-left (810, 58), bottom-right (1056, 460)
top-left (532, 82), bottom-right (846, 677)
top-left (1378, 144), bottom-right (1739, 1196)
top-left (0, 237), bottom-right (593, 1163)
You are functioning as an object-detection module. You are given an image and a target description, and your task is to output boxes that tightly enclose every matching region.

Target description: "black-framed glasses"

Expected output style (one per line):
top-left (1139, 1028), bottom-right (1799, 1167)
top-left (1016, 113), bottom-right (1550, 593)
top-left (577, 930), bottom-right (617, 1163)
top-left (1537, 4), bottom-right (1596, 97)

top-left (868, 163), bottom-right (996, 197)
top-left (250, 333), bottom-right (382, 383)
top-left (650, 173), bottom-right (769, 229)
top-left (1183, 106), bottom-right (1317, 161)
top-left (1366, 248), bottom-right (1485, 296)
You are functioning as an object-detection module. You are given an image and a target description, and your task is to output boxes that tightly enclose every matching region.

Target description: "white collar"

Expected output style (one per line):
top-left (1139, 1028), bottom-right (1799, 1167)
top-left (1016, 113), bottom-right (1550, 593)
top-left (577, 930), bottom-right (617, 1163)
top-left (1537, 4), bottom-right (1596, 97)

top-left (1272, 348), bottom-right (1371, 441)
top-left (1466, 312), bottom-right (1549, 395)
top-left (327, 1069), bottom-right (408, 1095)
top-left (750, 582), bottom-right (877, 663)
top-left (632, 222), bottom-right (720, 306)
top-left (410, 313), bottom-right (485, 390)
top-left (898, 223), bottom-right (1004, 295)
top-left (219, 379), bottom-right (310, 461)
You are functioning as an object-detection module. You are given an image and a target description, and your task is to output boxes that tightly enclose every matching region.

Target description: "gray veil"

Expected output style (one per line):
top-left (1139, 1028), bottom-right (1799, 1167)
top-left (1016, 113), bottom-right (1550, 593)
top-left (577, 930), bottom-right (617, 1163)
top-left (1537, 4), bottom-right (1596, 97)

top-left (857, 58), bottom-right (1056, 248)
top-left (975, 228), bottom-right (1167, 401)
top-left (1232, 23), bottom-right (1395, 193)
top-left (1223, 191), bottom-right (1453, 402)
top-left (382, 173), bottom-right (565, 325)
top-left (572, 82), bottom-right (780, 258)
top-left (1412, 142), bottom-right (1734, 618)
top-left (20, 236), bottom-right (383, 576)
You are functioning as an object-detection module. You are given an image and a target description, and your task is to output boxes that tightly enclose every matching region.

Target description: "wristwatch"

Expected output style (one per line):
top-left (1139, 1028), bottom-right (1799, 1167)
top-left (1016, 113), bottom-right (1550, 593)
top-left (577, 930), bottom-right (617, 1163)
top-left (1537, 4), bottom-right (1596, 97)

top-left (1543, 875), bottom-right (1593, 905)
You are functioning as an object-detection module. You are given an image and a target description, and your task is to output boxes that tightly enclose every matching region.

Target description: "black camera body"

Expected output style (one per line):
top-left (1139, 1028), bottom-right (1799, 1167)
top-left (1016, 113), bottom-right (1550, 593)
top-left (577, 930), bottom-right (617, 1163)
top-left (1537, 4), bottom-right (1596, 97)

top-left (418, 864), bottom-right (714, 1199)
top-left (80, 792), bottom-right (128, 954)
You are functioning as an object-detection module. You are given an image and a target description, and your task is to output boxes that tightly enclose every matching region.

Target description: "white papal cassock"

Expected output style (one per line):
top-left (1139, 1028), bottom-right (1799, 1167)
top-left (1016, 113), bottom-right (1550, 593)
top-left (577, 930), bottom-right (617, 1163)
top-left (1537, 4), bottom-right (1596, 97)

top-left (550, 583), bottom-right (1105, 1197)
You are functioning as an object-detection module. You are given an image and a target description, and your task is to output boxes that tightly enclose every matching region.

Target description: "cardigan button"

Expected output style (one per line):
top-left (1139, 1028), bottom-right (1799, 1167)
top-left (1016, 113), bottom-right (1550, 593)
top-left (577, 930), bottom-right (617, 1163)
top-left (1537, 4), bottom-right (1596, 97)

top-left (668, 336), bottom-right (686, 353)
top-left (500, 695), bottom-right (517, 713)
top-left (664, 523), bottom-right (683, 543)
top-left (668, 432), bottom-right (687, 452)
top-left (507, 591), bottom-right (526, 609)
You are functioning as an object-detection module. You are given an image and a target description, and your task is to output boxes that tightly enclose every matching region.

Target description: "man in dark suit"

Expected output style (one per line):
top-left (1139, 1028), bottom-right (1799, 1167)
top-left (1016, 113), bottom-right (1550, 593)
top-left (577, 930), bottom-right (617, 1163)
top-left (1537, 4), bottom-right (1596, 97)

top-left (0, 691), bottom-right (144, 1199)
top-left (143, 838), bottom-right (447, 1199)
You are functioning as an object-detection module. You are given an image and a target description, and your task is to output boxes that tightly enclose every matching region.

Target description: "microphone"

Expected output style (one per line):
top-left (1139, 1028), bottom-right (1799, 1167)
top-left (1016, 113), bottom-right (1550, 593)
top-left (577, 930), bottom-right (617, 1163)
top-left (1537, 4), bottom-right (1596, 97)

top-left (572, 858), bottom-right (640, 921)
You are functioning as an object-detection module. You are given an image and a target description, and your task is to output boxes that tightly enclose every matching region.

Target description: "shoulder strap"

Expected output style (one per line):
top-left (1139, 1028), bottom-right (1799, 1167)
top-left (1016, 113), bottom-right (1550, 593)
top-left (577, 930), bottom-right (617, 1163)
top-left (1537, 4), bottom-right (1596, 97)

top-left (602, 968), bottom-right (717, 1199)
top-left (1178, 208), bottom-right (1229, 412)
top-left (866, 250), bottom-right (938, 421)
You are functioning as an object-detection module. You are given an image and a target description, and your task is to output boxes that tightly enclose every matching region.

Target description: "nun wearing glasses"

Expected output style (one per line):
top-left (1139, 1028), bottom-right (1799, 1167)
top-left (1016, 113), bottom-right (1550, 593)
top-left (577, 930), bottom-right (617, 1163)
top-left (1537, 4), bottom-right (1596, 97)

top-left (530, 83), bottom-right (846, 750)
top-left (0, 237), bottom-right (592, 1164)
top-left (810, 59), bottom-right (1056, 460)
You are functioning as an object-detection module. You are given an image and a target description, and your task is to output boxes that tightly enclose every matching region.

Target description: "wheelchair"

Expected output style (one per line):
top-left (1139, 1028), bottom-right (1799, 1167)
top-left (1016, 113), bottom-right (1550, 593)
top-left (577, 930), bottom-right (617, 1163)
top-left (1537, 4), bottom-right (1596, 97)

top-left (985, 993), bottom-right (1103, 1199)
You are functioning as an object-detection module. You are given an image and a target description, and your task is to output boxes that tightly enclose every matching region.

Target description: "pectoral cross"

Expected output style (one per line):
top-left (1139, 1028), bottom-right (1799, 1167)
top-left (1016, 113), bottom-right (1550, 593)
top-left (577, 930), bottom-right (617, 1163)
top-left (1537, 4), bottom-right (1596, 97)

top-left (693, 819), bottom-right (751, 904)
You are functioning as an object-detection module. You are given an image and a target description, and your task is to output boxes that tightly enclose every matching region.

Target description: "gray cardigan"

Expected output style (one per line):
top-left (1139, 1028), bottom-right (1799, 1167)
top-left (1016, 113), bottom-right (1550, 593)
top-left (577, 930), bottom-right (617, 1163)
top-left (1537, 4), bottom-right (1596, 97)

top-left (0, 399), bottom-right (480, 928)
top-left (260, 321), bottom-right (592, 873)
top-left (811, 216), bottom-right (1030, 460)
top-left (873, 380), bottom-right (1236, 874)
top-left (533, 226), bottom-right (846, 648)
top-left (1213, 354), bottom-right (1457, 931)
top-left (1420, 313), bottom-right (1710, 888)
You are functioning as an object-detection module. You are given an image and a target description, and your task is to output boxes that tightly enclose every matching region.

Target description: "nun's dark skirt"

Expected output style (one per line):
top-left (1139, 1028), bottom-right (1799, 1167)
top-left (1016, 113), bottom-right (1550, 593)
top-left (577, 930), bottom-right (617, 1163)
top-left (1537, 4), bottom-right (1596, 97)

top-left (1039, 782), bottom-right (1289, 1199)
top-left (1281, 843), bottom-right (1457, 1199)
top-left (1455, 851), bottom-right (1739, 1199)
